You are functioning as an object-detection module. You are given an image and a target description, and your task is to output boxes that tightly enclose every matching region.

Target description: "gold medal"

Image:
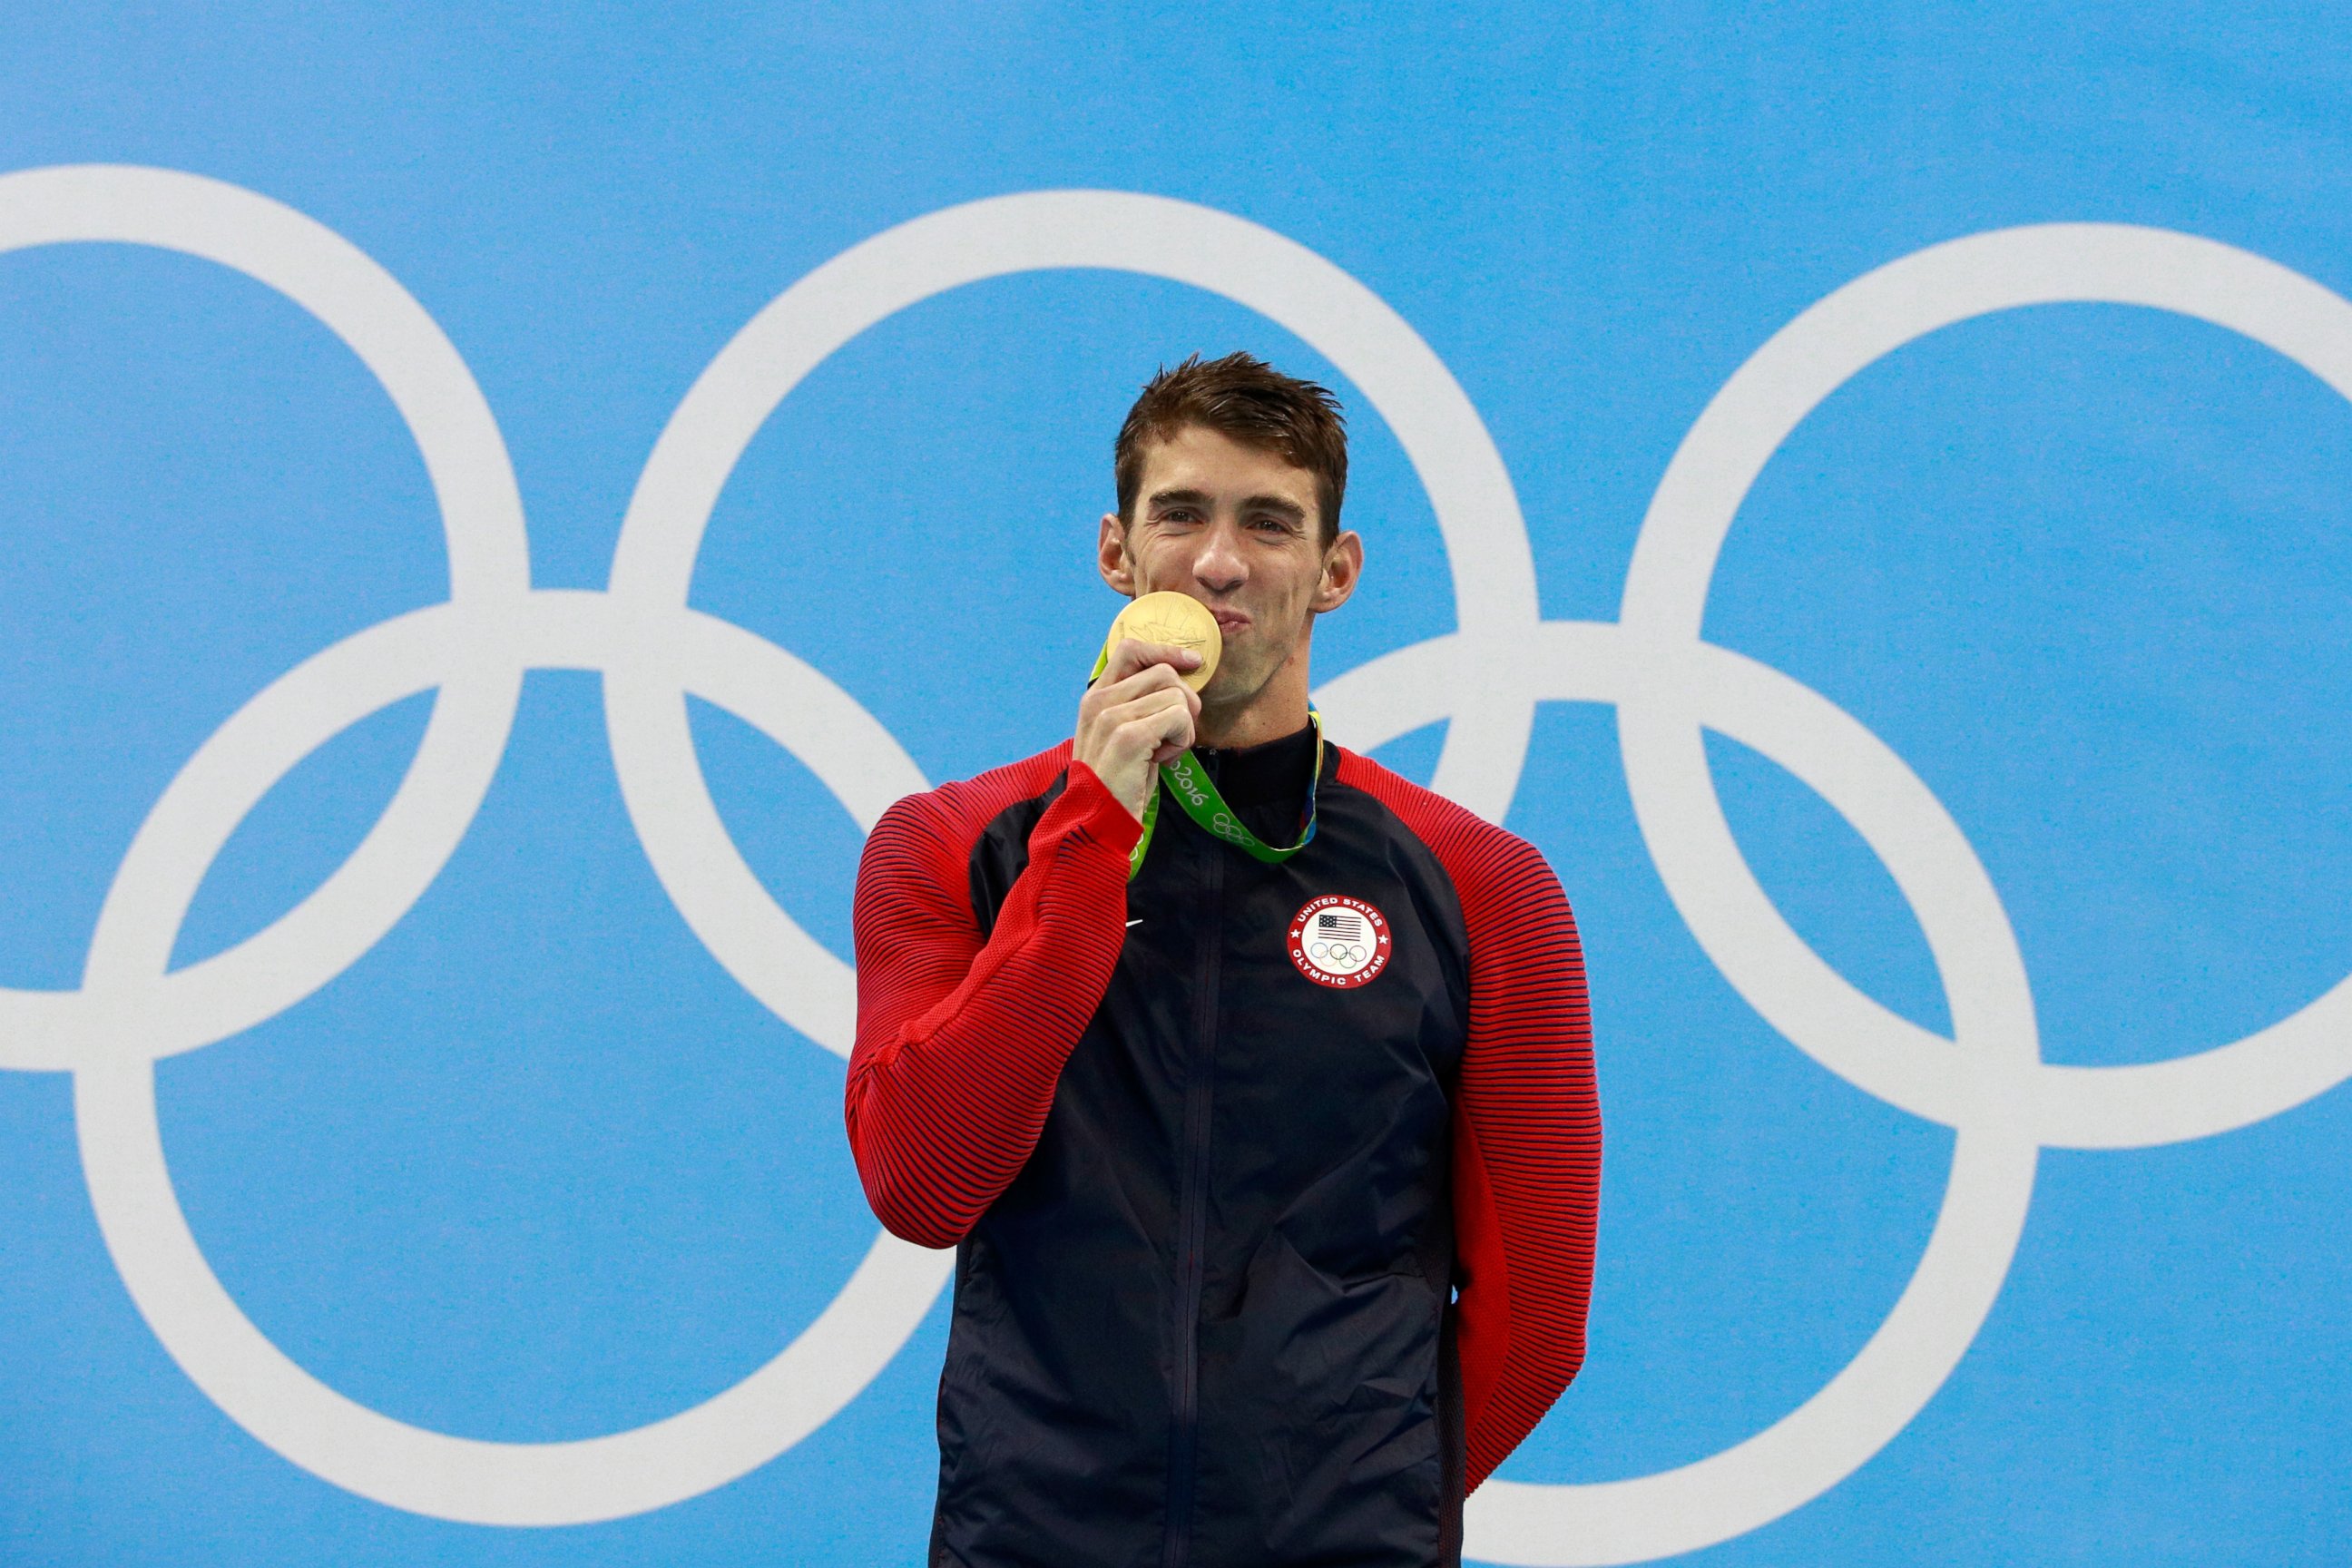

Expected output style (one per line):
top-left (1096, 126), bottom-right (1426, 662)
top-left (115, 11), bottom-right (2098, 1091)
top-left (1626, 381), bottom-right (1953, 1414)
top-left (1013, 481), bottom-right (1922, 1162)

top-left (1102, 591), bottom-right (1222, 691)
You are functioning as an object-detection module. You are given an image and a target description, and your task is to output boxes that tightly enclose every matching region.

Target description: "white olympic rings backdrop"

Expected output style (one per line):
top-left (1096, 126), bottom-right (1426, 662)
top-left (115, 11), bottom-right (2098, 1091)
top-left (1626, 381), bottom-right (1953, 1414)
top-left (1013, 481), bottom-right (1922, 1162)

top-left (5, 163), bottom-right (2352, 1563)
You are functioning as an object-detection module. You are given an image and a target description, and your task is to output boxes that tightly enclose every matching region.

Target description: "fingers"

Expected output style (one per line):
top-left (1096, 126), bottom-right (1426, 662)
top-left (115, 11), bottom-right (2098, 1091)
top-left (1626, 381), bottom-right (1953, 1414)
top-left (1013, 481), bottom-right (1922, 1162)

top-left (1098, 636), bottom-right (1203, 688)
top-left (1074, 636), bottom-right (1206, 819)
top-left (1083, 656), bottom-right (1201, 725)
top-left (1077, 658), bottom-right (1204, 822)
top-left (1099, 685), bottom-right (1197, 750)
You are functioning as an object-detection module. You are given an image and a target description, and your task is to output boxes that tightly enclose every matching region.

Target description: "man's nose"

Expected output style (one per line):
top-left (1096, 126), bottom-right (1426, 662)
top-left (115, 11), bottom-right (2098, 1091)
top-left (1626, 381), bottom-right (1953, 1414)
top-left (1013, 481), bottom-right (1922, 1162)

top-left (1192, 518), bottom-right (1249, 593)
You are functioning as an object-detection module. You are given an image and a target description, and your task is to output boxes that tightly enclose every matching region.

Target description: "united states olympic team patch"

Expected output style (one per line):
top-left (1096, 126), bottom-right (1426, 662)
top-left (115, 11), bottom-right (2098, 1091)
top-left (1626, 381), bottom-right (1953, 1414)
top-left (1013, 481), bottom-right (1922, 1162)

top-left (1288, 895), bottom-right (1392, 988)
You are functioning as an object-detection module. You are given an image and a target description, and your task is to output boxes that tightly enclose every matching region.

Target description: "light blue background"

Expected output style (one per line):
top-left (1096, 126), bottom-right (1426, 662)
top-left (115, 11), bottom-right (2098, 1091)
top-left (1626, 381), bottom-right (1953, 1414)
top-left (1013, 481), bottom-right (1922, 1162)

top-left (5, 5), bottom-right (2349, 1563)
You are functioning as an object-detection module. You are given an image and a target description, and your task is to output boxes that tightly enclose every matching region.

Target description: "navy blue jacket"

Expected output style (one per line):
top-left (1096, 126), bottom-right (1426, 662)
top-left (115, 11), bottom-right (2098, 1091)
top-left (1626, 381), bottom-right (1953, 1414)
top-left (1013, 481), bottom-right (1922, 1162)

top-left (848, 725), bottom-right (1599, 1567)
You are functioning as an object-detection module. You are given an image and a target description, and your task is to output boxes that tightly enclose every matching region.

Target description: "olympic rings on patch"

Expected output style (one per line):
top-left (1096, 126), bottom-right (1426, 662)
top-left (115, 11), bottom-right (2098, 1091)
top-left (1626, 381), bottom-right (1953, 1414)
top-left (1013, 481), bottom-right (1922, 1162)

top-left (5, 163), bottom-right (2350, 1560)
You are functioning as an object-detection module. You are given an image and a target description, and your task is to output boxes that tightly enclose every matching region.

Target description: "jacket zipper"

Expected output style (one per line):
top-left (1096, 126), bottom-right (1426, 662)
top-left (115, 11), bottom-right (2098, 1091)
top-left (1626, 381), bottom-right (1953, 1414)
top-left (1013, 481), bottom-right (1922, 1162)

top-left (1161, 822), bottom-right (1224, 1568)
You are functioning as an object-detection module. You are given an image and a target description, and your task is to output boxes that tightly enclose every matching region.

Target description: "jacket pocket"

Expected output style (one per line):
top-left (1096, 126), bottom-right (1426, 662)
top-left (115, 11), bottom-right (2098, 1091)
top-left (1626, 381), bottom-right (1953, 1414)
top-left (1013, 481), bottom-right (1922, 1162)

top-left (1191, 1230), bottom-right (1445, 1564)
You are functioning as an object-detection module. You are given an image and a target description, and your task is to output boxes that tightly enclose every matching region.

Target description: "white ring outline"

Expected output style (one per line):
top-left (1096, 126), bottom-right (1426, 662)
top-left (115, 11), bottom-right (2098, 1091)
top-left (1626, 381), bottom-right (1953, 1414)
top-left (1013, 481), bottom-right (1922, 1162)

top-left (0, 167), bottom-right (946, 1526)
top-left (1619, 222), bottom-right (2352, 1155)
top-left (0, 164), bottom-right (529, 1071)
top-left (3, 170), bottom-right (2348, 1553)
top-left (1331, 224), bottom-right (2352, 1565)
top-left (0, 173), bottom-right (1545, 1525)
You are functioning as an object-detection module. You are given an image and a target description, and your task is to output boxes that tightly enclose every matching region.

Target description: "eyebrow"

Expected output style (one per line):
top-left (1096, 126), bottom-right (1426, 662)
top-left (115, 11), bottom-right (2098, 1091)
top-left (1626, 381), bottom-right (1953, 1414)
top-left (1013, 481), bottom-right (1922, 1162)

top-left (1146, 487), bottom-right (1309, 524)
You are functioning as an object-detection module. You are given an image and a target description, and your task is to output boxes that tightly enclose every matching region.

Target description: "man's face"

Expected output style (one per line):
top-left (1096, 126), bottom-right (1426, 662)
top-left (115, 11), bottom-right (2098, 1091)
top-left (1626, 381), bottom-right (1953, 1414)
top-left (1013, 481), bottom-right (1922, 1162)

top-left (1098, 423), bottom-right (1361, 714)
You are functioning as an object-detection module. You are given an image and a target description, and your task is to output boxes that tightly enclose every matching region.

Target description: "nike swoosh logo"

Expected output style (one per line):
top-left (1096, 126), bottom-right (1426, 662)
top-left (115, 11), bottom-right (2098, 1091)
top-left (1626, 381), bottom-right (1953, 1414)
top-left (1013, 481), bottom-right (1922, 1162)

top-left (1126, 918), bottom-right (1143, 927)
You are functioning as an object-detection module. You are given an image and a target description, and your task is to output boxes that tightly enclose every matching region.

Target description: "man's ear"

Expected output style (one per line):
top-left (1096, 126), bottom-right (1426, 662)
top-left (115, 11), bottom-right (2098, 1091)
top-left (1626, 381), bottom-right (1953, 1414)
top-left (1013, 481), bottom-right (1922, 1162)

top-left (1312, 529), bottom-right (1364, 613)
top-left (1098, 512), bottom-right (1139, 595)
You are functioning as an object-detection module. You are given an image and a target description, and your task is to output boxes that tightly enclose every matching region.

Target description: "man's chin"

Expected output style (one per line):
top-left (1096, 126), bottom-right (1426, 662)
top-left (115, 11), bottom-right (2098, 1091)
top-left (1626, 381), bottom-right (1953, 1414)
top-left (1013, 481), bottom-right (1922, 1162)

top-left (1197, 675), bottom-right (1248, 717)
top-left (1198, 665), bottom-right (1282, 722)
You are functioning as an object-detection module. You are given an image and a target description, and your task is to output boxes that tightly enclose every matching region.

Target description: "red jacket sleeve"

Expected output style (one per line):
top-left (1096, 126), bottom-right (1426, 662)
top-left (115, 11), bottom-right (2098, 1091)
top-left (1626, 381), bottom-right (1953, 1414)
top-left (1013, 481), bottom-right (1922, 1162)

top-left (1333, 750), bottom-right (1601, 1492)
top-left (1448, 836), bottom-right (1599, 1492)
top-left (845, 756), bottom-right (1142, 1249)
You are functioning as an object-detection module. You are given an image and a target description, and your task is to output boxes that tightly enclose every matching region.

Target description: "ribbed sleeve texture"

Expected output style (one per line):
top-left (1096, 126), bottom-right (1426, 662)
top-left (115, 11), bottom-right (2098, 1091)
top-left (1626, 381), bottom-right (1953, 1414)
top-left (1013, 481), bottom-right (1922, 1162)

top-left (1336, 751), bottom-right (1602, 1494)
top-left (845, 749), bottom-right (1142, 1250)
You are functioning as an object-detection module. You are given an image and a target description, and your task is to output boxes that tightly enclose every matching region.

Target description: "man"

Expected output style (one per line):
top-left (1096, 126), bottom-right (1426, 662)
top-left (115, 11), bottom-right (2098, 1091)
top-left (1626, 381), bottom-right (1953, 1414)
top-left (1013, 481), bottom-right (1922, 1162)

top-left (847, 352), bottom-right (1599, 1567)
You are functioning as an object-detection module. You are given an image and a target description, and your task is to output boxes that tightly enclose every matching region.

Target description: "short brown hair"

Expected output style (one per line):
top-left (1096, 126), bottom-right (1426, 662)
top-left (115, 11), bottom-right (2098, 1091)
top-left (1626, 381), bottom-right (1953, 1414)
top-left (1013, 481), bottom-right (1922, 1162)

top-left (1113, 352), bottom-right (1348, 545)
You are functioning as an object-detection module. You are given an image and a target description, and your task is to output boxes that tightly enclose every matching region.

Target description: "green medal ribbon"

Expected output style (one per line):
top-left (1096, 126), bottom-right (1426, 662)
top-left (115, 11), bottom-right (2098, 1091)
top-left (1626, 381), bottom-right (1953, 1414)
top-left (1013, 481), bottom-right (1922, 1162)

top-left (1087, 645), bottom-right (1323, 882)
top-left (1127, 710), bottom-right (1324, 880)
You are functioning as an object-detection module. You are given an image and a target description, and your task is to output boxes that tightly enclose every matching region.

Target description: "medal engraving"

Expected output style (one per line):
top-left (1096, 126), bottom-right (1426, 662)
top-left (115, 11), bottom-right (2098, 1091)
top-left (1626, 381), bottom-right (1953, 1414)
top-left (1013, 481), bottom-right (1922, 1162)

top-left (1104, 591), bottom-right (1223, 691)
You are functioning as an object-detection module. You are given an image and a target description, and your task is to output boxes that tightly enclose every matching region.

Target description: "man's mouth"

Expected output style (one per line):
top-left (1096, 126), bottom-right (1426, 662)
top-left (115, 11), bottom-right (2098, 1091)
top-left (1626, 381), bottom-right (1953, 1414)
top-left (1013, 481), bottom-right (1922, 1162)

top-left (1210, 610), bottom-right (1251, 636)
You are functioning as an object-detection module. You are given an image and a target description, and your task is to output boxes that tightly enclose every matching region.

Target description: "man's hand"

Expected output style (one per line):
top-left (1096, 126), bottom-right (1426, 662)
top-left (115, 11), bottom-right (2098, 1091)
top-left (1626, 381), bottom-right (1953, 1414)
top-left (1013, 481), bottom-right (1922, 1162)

top-left (1075, 638), bottom-right (1203, 820)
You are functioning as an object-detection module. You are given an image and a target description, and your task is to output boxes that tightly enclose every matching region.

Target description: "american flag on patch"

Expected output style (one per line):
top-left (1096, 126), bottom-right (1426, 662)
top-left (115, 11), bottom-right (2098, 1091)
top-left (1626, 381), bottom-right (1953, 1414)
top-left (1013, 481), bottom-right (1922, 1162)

top-left (1316, 912), bottom-right (1364, 939)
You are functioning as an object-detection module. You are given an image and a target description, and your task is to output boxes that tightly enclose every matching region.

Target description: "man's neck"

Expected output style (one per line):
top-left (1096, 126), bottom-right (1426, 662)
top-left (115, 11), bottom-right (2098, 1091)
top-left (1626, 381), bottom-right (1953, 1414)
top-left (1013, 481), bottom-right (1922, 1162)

top-left (1195, 676), bottom-right (1310, 750)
